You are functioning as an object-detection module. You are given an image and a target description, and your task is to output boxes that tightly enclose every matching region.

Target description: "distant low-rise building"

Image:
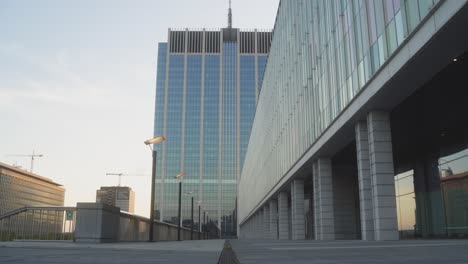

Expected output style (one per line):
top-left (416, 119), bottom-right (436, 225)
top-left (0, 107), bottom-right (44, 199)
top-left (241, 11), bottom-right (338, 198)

top-left (96, 186), bottom-right (135, 214)
top-left (0, 162), bottom-right (65, 215)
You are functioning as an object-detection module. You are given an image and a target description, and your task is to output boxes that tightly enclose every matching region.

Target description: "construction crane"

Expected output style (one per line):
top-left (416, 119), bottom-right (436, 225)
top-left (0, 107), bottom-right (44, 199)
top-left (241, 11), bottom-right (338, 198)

top-left (106, 173), bottom-right (124, 186)
top-left (7, 150), bottom-right (44, 173)
top-left (106, 172), bottom-right (149, 186)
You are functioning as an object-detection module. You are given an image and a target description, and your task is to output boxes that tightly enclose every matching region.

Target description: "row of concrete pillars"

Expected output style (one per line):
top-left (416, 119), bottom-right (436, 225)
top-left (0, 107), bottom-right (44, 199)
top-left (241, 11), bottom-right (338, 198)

top-left (240, 111), bottom-right (399, 241)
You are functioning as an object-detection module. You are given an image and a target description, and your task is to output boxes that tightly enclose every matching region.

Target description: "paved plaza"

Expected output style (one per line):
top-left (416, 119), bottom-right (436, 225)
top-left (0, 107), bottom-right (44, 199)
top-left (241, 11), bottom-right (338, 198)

top-left (230, 239), bottom-right (468, 264)
top-left (0, 240), bottom-right (224, 264)
top-left (1, 239), bottom-right (468, 263)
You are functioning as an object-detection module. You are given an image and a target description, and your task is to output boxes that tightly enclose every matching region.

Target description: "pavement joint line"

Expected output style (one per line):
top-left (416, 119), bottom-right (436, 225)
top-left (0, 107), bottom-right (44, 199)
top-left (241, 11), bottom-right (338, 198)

top-left (248, 240), bottom-right (468, 246)
top-left (250, 241), bottom-right (371, 246)
top-left (269, 243), bottom-right (468, 250)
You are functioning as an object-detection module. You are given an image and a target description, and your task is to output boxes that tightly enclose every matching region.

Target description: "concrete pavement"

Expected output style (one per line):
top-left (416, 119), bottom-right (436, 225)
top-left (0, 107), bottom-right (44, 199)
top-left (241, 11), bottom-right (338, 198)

top-left (229, 239), bottom-right (468, 264)
top-left (0, 240), bottom-right (224, 264)
top-left (3, 239), bottom-right (468, 263)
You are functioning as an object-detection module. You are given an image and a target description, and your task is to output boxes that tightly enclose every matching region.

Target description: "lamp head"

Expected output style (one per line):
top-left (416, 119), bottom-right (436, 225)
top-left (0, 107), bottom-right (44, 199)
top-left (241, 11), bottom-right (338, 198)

top-left (144, 136), bottom-right (166, 145)
top-left (175, 172), bottom-right (186, 179)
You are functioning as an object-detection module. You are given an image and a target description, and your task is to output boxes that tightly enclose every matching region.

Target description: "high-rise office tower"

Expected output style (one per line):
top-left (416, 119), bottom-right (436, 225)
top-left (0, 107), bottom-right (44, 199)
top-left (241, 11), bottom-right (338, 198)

top-left (153, 7), bottom-right (271, 237)
top-left (96, 186), bottom-right (135, 214)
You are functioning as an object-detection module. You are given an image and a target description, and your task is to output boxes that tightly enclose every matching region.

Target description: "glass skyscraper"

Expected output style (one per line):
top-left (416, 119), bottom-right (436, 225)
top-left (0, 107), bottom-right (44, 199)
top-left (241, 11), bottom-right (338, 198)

top-left (153, 27), bottom-right (271, 237)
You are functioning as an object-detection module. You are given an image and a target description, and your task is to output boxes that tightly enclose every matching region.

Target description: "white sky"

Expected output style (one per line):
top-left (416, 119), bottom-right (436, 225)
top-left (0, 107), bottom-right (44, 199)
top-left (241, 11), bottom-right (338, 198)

top-left (0, 0), bottom-right (279, 217)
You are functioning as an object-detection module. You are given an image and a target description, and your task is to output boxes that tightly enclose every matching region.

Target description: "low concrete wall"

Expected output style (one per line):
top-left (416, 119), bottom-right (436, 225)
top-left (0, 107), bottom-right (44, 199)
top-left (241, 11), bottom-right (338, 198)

top-left (119, 212), bottom-right (150, 241)
top-left (75, 203), bottom-right (120, 243)
top-left (75, 203), bottom-right (207, 243)
top-left (119, 211), bottom-right (206, 242)
top-left (153, 221), bottom-right (199, 241)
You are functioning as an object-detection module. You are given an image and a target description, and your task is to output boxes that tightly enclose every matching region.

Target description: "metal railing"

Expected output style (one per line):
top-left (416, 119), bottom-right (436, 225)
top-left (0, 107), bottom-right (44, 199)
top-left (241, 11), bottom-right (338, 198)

top-left (0, 206), bottom-right (76, 241)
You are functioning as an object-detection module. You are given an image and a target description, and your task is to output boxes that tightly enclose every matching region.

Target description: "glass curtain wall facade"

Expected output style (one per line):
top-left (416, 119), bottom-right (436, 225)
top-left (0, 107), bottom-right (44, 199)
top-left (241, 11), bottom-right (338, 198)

top-left (389, 48), bottom-right (468, 239)
top-left (239, 0), bottom-right (442, 224)
top-left (0, 163), bottom-right (66, 240)
top-left (0, 162), bottom-right (65, 215)
top-left (153, 28), bottom-right (271, 237)
top-left (438, 150), bottom-right (468, 237)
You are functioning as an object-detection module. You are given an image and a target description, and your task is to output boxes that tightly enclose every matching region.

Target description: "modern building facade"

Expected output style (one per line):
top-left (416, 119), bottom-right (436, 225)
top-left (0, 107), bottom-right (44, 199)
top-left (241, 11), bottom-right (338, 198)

top-left (0, 162), bottom-right (65, 215)
top-left (96, 186), bottom-right (135, 214)
top-left (239, 0), bottom-right (468, 240)
top-left (153, 23), bottom-right (272, 236)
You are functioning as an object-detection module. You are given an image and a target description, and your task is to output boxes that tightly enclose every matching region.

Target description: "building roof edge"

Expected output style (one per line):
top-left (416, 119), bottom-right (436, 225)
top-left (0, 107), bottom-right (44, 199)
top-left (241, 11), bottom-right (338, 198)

top-left (0, 162), bottom-right (63, 187)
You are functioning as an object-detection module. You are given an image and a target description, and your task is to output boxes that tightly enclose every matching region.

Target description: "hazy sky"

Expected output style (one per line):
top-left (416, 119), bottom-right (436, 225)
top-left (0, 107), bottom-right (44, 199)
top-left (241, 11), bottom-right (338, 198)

top-left (0, 0), bottom-right (279, 217)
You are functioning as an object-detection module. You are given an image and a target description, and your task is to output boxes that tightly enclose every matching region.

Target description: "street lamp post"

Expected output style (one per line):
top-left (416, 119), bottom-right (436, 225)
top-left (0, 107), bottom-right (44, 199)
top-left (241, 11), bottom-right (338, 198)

top-left (184, 191), bottom-right (194, 240)
top-left (207, 215), bottom-right (209, 239)
top-left (175, 172), bottom-right (186, 241)
top-left (198, 201), bottom-right (201, 240)
top-left (144, 135), bottom-right (166, 242)
top-left (178, 181), bottom-right (182, 241)
top-left (190, 196), bottom-right (194, 240)
top-left (203, 211), bottom-right (206, 239)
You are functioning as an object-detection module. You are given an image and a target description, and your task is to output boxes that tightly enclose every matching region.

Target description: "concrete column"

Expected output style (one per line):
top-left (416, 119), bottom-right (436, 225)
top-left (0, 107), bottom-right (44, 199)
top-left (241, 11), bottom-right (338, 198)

top-left (254, 214), bottom-right (257, 238)
top-left (288, 200), bottom-right (292, 239)
top-left (291, 179), bottom-right (305, 240)
top-left (252, 215), bottom-right (256, 238)
top-left (241, 223), bottom-right (244, 239)
top-left (256, 213), bottom-right (260, 238)
top-left (263, 204), bottom-right (270, 239)
top-left (259, 213), bottom-right (262, 238)
top-left (317, 158), bottom-right (335, 240)
top-left (250, 218), bottom-right (253, 239)
top-left (245, 222), bottom-right (248, 239)
top-left (257, 212), bottom-right (261, 238)
top-left (367, 111), bottom-right (398, 241)
top-left (252, 217), bottom-right (255, 238)
top-left (246, 221), bottom-right (249, 239)
top-left (246, 222), bottom-right (249, 239)
top-left (312, 161), bottom-right (321, 239)
top-left (251, 218), bottom-right (253, 238)
top-left (259, 211), bottom-right (262, 239)
top-left (356, 121), bottom-right (375, 240)
top-left (259, 209), bottom-right (264, 239)
top-left (278, 191), bottom-right (289, 239)
top-left (269, 199), bottom-right (278, 239)
top-left (251, 216), bottom-right (254, 238)
top-left (307, 191), bottom-right (315, 240)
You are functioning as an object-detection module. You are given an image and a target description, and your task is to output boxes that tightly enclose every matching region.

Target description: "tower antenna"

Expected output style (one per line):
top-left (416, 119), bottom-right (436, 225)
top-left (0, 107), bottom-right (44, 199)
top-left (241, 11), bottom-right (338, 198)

top-left (228, 0), bottom-right (233, 28)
